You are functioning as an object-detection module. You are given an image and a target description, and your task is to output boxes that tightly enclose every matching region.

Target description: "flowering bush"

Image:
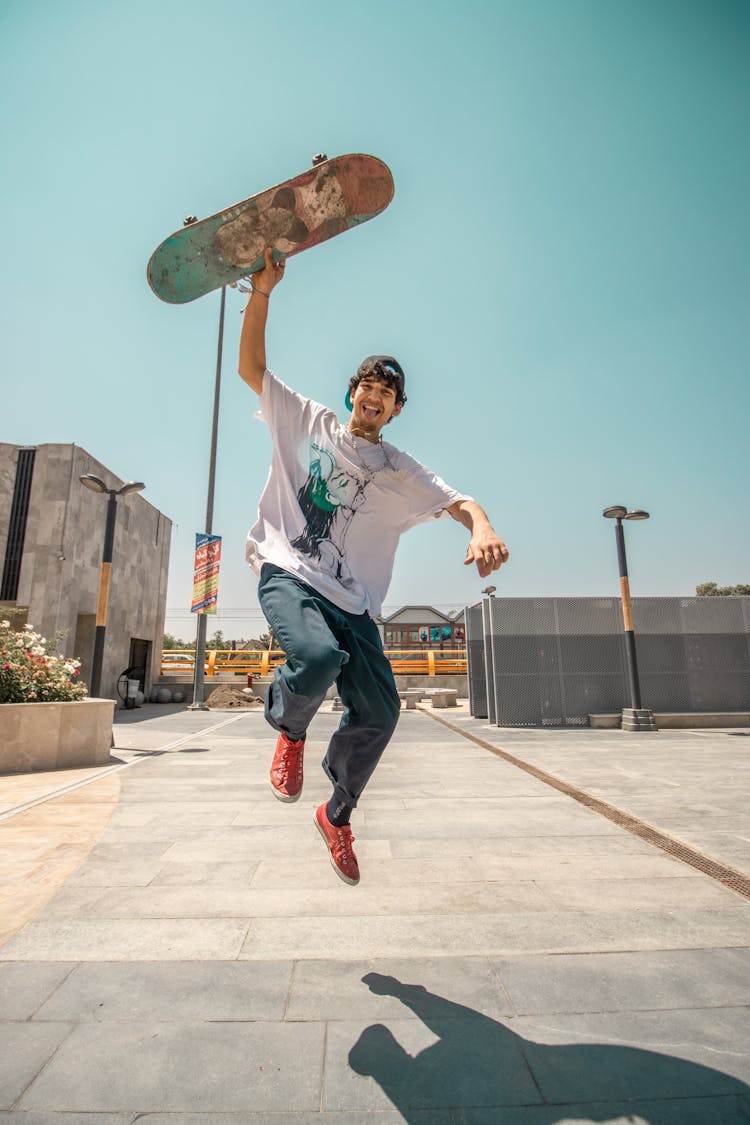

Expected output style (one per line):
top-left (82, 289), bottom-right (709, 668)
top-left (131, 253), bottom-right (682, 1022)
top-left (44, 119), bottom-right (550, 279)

top-left (0, 621), bottom-right (88, 704)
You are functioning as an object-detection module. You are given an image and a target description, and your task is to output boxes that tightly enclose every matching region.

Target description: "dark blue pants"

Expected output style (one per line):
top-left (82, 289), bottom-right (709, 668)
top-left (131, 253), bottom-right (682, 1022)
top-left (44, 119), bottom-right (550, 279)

top-left (257, 564), bottom-right (401, 808)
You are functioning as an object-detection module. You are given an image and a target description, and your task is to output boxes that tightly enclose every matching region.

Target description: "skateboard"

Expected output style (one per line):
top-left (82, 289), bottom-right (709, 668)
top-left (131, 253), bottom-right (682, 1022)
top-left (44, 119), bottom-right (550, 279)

top-left (147, 153), bottom-right (394, 304)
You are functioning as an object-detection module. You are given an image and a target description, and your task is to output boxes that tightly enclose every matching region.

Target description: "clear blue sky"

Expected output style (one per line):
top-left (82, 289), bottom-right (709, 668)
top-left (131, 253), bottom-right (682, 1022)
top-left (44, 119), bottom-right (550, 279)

top-left (2, 0), bottom-right (748, 639)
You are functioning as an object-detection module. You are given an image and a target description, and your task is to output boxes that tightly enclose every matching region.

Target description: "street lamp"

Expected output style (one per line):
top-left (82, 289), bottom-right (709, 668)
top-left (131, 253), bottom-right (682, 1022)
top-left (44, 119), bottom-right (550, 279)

top-left (190, 283), bottom-right (227, 711)
top-left (80, 474), bottom-right (145, 697)
top-left (602, 505), bottom-right (656, 732)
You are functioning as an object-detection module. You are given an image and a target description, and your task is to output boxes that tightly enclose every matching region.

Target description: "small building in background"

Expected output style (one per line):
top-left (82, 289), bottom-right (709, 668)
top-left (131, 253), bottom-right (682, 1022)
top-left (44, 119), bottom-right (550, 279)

top-left (0, 443), bottom-right (172, 703)
top-left (378, 605), bottom-right (466, 649)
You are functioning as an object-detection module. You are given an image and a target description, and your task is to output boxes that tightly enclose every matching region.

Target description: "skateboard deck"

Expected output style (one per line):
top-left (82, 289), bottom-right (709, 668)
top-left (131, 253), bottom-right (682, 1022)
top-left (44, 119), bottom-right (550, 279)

top-left (147, 153), bottom-right (394, 304)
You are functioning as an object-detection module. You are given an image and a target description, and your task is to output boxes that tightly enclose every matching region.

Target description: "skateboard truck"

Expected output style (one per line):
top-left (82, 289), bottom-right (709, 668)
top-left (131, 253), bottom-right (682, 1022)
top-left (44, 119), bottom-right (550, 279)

top-left (311, 153), bottom-right (328, 166)
top-left (183, 215), bottom-right (198, 226)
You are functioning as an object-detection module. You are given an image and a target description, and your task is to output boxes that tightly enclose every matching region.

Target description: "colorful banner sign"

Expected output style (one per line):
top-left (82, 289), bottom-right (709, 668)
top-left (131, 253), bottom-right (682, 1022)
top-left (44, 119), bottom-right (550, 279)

top-left (191, 533), bottom-right (222, 614)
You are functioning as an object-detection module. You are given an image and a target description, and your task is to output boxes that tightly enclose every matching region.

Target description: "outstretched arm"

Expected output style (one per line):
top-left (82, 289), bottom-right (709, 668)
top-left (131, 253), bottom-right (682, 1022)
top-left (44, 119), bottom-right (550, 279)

top-left (446, 499), bottom-right (509, 578)
top-left (238, 247), bottom-right (286, 394)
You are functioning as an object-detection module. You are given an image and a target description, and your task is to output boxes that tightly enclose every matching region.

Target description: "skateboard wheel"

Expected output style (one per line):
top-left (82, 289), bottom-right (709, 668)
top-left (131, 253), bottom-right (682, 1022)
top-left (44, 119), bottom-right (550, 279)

top-left (183, 215), bottom-right (198, 226)
top-left (311, 153), bottom-right (328, 166)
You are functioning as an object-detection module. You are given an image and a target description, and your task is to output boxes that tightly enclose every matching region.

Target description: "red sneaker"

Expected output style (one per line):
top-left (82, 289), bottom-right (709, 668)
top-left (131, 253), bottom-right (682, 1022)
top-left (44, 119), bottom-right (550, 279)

top-left (269, 733), bottom-right (305, 802)
top-left (314, 803), bottom-right (360, 885)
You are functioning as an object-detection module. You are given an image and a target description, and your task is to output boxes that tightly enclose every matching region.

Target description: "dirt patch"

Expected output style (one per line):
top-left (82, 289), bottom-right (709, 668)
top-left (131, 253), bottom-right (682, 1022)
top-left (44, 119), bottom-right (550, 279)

top-left (206, 686), bottom-right (264, 709)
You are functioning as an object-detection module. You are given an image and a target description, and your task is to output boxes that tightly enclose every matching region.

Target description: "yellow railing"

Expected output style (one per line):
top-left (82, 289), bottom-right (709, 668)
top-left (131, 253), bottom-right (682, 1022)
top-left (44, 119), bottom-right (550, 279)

top-left (161, 647), bottom-right (467, 677)
top-left (384, 648), bottom-right (467, 675)
top-left (161, 649), bottom-right (286, 677)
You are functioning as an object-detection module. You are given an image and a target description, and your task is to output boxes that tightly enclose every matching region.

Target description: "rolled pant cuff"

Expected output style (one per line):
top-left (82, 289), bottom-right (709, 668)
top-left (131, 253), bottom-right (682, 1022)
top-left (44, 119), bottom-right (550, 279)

top-left (323, 759), bottom-right (358, 809)
top-left (264, 679), bottom-right (310, 742)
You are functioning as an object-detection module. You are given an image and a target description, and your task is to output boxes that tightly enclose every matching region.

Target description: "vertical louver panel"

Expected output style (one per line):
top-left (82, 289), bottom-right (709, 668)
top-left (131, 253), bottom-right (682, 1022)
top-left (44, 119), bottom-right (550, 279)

top-left (1, 448), bottom-right (36, 601)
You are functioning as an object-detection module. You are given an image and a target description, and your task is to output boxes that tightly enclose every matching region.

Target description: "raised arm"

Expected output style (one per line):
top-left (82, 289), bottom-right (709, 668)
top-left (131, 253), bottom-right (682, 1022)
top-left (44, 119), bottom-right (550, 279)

top-left (238, 247), bottom-right (286, 394)
top-left (446, 499), bottom-right (509, 578)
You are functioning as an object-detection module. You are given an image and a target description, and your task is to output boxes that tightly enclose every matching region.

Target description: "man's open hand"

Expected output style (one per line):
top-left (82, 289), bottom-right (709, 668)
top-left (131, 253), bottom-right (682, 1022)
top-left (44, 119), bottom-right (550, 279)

top-left (464, 527), bottom-right (509, 578)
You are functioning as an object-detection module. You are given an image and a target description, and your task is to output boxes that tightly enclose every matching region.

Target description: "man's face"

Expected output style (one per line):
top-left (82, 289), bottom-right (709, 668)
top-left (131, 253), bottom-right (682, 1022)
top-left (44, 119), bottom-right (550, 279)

top-left (349, 377), bottom-right (402, 439)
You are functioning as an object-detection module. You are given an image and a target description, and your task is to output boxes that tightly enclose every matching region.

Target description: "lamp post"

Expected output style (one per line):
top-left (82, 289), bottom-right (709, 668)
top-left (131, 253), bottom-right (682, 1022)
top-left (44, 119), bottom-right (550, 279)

top-left (80, 474), bottom-right (145, 697)
top-left (602, 505), bottom-right (656, 732)
top-left (190, 283), bottom-right (227, 711)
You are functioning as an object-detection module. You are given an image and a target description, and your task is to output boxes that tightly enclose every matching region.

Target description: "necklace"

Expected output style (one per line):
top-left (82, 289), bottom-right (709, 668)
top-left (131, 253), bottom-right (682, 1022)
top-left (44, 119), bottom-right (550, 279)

top-left (342, 427), bottom-right (396, 476)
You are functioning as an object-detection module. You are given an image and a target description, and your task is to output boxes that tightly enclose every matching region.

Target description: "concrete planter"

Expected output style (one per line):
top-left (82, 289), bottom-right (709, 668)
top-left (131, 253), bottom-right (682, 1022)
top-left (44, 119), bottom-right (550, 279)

top-left (0, 698), bottom-right (115, 775)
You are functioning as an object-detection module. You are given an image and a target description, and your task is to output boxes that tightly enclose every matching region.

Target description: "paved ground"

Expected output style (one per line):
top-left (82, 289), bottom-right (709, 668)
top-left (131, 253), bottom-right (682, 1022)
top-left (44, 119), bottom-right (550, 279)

top-left (1, 702), bottom-right (749, 1122)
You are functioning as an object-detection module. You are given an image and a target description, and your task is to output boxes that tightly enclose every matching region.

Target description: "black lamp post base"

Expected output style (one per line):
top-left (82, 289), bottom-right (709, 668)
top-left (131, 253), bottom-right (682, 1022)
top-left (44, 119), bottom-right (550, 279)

top-left (621, 707), bottom-right (658, 732)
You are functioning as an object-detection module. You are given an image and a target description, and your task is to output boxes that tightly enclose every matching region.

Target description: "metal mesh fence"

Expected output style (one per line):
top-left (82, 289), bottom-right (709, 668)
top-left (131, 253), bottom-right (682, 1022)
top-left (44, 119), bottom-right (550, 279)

top-left (464, 603), bottom-right (487, 718)
top-left (466, 596), bottom-right (750, 727)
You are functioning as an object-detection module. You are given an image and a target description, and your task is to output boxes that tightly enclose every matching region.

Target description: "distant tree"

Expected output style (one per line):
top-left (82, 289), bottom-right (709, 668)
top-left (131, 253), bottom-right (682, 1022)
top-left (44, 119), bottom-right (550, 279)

top-left (163, 633), bottom-right (195, 650)
top-left (207, 629), bottom-right (226, 650)
top-left (696, 582), bottom-right (750, 597)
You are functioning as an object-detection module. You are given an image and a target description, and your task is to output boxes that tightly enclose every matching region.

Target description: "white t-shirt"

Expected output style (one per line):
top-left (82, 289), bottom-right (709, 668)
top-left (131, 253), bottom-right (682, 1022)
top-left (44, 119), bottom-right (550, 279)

top-left (246, 371), bottom-right (471, 616)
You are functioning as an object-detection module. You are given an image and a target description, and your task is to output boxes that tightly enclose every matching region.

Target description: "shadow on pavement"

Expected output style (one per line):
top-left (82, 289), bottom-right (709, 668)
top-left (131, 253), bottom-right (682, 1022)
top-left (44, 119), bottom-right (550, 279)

top-left (112, 703), bottom-right (189, 725)
top-left (348, 973), bottom-right (750, 1124)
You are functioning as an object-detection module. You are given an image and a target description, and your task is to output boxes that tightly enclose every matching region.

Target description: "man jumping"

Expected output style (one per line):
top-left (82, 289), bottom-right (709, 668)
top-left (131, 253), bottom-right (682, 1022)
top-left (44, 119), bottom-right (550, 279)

top-left (239, 248), bottom-right (508, 885)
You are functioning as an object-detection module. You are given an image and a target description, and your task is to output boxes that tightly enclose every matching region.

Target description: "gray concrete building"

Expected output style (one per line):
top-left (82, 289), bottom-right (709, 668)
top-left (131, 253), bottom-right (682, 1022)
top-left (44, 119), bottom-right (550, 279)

top-left (0, 443), bottom-right (172, 703)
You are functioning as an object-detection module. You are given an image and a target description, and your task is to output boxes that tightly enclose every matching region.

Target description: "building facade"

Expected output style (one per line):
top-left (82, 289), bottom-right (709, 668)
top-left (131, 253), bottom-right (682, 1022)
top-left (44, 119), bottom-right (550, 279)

top-left (0, 443), bottom-right (172, 702)
top-left (379, 605), bottom-right (466, 648)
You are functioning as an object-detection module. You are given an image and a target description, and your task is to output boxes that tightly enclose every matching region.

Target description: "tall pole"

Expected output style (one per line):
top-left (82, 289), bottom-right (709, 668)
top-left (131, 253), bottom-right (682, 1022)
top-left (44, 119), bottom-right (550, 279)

top-left (613, 516), bottom-right (642, 711)
top-left (191, 286), bottom-right (227, 710)
top-left (90, 491), bottom-right (119, 698)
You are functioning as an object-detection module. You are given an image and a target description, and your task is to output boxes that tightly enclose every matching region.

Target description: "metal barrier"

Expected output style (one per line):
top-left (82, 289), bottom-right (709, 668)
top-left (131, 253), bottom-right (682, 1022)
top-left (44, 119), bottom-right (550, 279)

top-left (467, 596), bottom-right (750, 727)
top-left (161, 648), bottom-right (468, 677)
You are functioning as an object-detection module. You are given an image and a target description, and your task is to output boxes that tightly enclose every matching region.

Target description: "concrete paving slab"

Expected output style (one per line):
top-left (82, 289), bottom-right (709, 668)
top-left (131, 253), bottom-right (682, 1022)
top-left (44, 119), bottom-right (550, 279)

top-left (0, 917), bottom-right (250, 961)
top-left (452, 1097), bottom-right (750, 1123)
top-left (514, 1006), bottom-right (750, 1098)
top-left (18, 1021), bottom-right (325, 1113)
top-left (532, 874), bottom-right (747, 911)
top-left (0, 962), bottom-right (74, 1020)
top-left (123, 1114), bottom-right (448, 1125)
top-left (326, 1016), bottom-right (542, 1111)
top-left (391, 833), bottom-right (657, 858)
top-left (32, 960), bottom-right (293, 1022)
top-left (148, 860), bottom-right (262, 886)
top-left (0, 1023), bottom-right (72, 1109)
top-left (238, 906), bottom-right (750, 961)
top-left (1, 707), bottom-right (749, 1122)
top-left (250, 854), bottom-right (485, 889)
top-left (475, 852), bottom-right (701, 881)
top-left (492, 947), bottom-right (750, 1014)
top-left (33, 879), bottom-right (552, 922)
top-left (453, 720), bottom-right (750, 879)
top-left (287, 957), bottom-right (514, 1022)
top-left (356, 808), bottom-right (623, 837)
top-left (0, 1115), bottom-right (134, 1124)
top-left (67, 857), bottom-right (175, 886)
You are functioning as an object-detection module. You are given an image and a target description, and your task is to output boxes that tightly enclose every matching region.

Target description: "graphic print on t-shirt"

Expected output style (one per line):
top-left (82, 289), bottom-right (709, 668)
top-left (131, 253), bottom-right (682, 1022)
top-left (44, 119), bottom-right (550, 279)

top-left (291, 441), bottom-right (372, 585)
